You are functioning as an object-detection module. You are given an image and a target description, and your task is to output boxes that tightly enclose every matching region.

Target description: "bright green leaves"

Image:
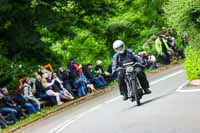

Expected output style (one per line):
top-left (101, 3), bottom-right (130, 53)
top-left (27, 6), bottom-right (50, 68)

top-left (164, 0), bottom-right (200, 80)
top-left (184, 47), bottom-right (200, 80)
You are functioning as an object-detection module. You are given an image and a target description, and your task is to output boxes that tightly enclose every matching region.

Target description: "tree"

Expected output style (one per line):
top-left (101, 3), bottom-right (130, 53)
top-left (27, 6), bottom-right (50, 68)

top-left (164, 0), bottom-right (200, 80)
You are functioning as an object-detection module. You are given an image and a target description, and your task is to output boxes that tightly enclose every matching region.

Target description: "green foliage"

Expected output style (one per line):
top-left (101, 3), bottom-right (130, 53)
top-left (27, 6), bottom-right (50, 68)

top-left (0, 55), bottom-right (39, 90)
top-left (164, 0), bottom-right (200, 80)
top-left (59, 28), bottom-right (109, 65)
top-left (0, 0), bottom-right (167, 88)
top-left (184, 47), bottom-right (200, 80)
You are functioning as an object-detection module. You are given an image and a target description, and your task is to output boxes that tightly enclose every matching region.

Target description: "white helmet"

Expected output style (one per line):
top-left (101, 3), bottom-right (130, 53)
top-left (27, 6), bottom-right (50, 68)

top-left (96, 60), bottom-right (103, 66)
top-left (113, 40), bottom-right (125, 54)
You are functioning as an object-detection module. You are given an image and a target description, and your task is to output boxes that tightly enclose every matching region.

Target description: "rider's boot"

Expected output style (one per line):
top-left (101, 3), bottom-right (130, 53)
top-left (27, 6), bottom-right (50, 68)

top-left (123, 94), bottom-right (128, 101)
top-left (131, 96), bottom-right (135, 102)
top-left (143, 88), bottom-right (152, 94)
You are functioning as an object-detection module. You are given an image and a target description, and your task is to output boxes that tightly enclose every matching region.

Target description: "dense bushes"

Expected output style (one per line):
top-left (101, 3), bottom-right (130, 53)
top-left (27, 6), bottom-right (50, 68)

top-left (0, 0), bottom-right (166, 88)
top-left (164, 0), bottom-right (200, 80)
top-left (184, 48), bottom-right (200, 80)
top-left (0, 55), bottom-right (35, 89)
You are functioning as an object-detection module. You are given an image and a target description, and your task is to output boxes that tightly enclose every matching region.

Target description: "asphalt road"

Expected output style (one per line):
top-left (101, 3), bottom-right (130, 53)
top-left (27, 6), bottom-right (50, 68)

top-left (18, 65), bottom-right (200, 133)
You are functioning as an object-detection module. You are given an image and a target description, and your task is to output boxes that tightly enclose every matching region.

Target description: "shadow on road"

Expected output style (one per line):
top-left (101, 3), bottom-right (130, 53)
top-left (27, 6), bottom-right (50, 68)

top-left (141, 91), bottom-right (175, 106)
top-left (123, 91), bottom-right (175, 111)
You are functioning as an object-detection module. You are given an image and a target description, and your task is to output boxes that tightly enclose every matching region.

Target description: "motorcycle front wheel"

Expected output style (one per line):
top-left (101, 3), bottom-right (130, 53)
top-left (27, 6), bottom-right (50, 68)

top-left (131, 79), bottom-right (141, 106)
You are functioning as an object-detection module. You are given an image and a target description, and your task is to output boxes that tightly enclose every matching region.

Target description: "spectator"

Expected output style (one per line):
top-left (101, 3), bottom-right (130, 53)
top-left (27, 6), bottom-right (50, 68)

top-left (14, 85), bottom-right (39, 115)
top-left (35, 75), bottom-right (57, 106)
top-left (52, 73), bottom-right (74, 100)
top-left (22, 78), bottom-right (41, 111)
top-left (0, 91), bottom-right (18, 124)
top-left (68, 58), bottom-right (87, 97)
top-left (95, 60), bottom-right (112, 83)
top-left (41, 74), bottom-right (64, 106)
top-left (155, 35), bottom-right (171, 64)
top-left (84, 64), bottom-right (107, 88)
top-left (38, 66), bottom-right (52, 80)
top-left (163, 30), bottom-right (184, 59)
top-left (57, 66), bottom-right (74, 96)
top-left (78, 72), bottom-right (96, 94)
top-left (0, 87), bottom-right (26, 120)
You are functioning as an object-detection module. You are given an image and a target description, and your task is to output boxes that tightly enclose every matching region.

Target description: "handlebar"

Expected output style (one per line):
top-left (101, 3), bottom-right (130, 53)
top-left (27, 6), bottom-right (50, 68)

top-left (116, 62), bottom-right (138, 71)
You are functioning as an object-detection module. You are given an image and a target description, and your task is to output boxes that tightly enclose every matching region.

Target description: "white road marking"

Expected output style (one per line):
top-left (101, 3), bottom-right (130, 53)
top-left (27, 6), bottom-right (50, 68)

top-left (87, 104), bottom-right (103, 112)
top-left (176, 81), bottom-right (200, 92)
top-left (104, 96), bottom-right (121, 104)
top-left (48, 120), bottom-right (71, 133)
top-left (48, 69), bottom-right (185, 133)
top-left (55, 120), bottom-right (75, 133)
top-left (75, 112), bottom-right (88, 119)
top-left (150, 70), bottom-right (184, 86)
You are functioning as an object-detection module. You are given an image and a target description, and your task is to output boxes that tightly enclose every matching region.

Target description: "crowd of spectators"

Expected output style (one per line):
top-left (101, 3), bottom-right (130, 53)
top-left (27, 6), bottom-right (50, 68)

top-left (155, 28), bottom-right (186, 65)
top-left (0, 58), bottom-right (113, 129)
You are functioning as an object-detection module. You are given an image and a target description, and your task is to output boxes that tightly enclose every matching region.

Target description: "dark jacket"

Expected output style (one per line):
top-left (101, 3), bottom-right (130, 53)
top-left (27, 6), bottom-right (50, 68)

top-left (57, 70), bottom-right (71, 82)
top-left (95, 65), bottom-right (105, 75)
top-left (112, 49), bottom-right (143, 73)
top-left (84, 69), bottom-right (96, 80)
top-left (68, 63), bottom-right (82, 80)
top-left (35, 80), bottom-right (46, 97)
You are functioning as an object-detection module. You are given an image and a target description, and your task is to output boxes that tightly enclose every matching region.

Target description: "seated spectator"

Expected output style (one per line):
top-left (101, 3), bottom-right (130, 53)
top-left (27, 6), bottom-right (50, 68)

top-left (52, 73), bottom-right (74, 100)
top-left (14, 85), bottom-right (39, 115)
top-left (57, 66), bottom-right (74, 96)
top-left (35, 75), bottom-right (57, 106)
top-left (41, 74), bottom-right (64, 105)
top-left (84, 64), bottom-right (107, 88)
top-left (95, 60), bottom-right (112, 83)
top-left (0, 87), bottom-right (26, 120)
top-left (78, 72), bottom-right (96, 93)
top-left (0, 91), bottom-right (18, 124)
top-left (68, 58), bottom-right (88, 97)
top-left (42, 74), bottom-right (68, 102)
top-left (22, 78), bottom-right (41, 111)
top-left (37, 66), bottom-right (52, 80)
top-left (138, 51), bottom-right (158, 69)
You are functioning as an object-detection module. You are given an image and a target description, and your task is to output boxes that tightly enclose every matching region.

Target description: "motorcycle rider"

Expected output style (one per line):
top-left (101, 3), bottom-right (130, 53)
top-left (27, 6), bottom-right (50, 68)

top-left (112, 40), bottom-right (151, 101)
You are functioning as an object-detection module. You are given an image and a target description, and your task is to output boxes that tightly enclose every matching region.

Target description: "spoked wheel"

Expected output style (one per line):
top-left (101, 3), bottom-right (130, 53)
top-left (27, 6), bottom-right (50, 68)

top-left (131, 80), bottom-right (141, 106)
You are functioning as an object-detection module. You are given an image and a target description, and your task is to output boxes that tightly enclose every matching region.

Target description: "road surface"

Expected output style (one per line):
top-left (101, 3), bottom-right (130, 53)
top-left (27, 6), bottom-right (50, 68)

top-left (18, 65), bottom-right (200, 133)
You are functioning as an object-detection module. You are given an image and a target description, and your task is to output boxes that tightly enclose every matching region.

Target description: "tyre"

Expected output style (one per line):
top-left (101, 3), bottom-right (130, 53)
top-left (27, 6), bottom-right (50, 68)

top-left (131, 80), bottom-right (141, 106)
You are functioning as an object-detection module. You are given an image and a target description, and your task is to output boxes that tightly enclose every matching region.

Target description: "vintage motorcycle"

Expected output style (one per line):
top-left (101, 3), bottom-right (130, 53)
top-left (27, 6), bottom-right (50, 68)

top-left (118, 62), bottom-right (144, 106)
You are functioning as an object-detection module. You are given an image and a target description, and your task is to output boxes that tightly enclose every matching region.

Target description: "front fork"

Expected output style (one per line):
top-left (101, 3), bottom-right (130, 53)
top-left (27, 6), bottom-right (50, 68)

top-left (125, 75), bottom-right (143, 98)
top-left (125, 74), bottom-right (135, 98)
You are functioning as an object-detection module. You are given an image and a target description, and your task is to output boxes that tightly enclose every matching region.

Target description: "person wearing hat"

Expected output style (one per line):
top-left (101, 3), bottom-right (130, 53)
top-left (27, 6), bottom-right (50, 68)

top-left (95, 60), bottom-right (112, 83)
